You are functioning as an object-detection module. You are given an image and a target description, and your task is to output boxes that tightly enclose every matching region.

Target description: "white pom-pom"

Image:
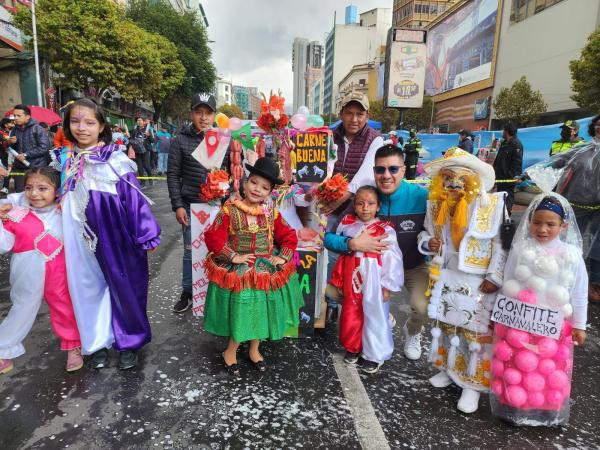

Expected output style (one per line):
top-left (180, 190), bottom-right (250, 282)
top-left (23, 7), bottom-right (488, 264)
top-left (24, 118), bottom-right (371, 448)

top-left (534, 257), bottom-right (559, 279)
top-left (503, 279), bottom-right (521, 298)
top-left (559, 271), bottom-right (575, 287)
top-left (515, 265), bottom-right (532, 282)
top-left (432, 255), bottom-right (444, 266)
top-left (526, 275), bottom-right (547, 293)
top-left (447, 335), bottom-right (460, 370)
top-left (520, 248), bottom-right (536, 263)
top-left (562, 251), bottom-right (576, 265)
top-left (429, 327), bottom-right (442, 363)
top-left (428, 304), bottom-right (438, 319)
top-left (562, 304), bottom-right (573, 318)
top-left (547, 286), bottom-right (570, 307)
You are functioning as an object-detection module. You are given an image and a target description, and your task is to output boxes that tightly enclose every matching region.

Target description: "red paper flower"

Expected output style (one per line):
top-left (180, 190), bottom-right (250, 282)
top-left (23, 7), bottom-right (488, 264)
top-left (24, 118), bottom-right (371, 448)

top-left (313, 174), bottom-right (349, 203)
top-left (199, 169), bottom-right (230, 202)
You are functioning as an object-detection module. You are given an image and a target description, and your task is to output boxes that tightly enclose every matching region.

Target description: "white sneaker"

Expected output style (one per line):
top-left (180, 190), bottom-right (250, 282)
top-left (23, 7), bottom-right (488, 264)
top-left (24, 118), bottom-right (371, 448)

top-left (429, 371), bottom-right (452, 388)
top-left (457, 388), bottom-right (481, 414)
top-left (403, 325), bottom-right (422, 360)
top-left (388, 313), bottom-right (396, 328)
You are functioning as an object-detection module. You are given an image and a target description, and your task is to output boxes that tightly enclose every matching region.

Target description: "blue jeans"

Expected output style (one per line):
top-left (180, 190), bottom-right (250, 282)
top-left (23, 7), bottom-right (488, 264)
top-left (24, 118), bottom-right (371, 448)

top-left (182, 205), bottom-right (192, 293)
top-left (157, 153), bottom-right (168, 173)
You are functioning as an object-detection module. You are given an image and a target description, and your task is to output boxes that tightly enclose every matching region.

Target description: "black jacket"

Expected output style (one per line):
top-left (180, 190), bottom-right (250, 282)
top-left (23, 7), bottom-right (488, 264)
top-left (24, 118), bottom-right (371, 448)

top-left (493, 136), bottom-right (523, 181)
top-left (12, 118), bottom-right (50, 169)
top-left (458, 137), bottom-right (473, 154)
top-left (167, 124), bottom-right (231, 210)
top-left (131, 126), bottom-right (155, 154)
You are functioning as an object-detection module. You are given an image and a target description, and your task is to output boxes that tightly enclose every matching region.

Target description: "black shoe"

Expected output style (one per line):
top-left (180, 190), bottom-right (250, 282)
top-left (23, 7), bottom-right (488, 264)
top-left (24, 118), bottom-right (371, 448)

top-left (359, 359), bottom-right (382, 374)
top-left (326, 305), bottom-right (339, 324)
top-left (173, 291), bottom-right (192, 313)
top-left (222, 353), bottom-right (241, 377)
top-left (344, 351), bottom-right (360, 364)
top-left (90, 348), bottom-right (109, 369)
top-left (117, 350), bottom-right (138, 370)
top-left (249, 356), bottom-right (267, 372)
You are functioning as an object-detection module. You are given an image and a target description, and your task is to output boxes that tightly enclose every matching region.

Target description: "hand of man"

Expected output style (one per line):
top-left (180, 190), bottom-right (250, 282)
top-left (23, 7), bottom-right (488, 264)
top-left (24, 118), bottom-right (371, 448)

top-left (572, 329), bottom-right (586, 346)
top-left (0, 167), bottom-right (8, 177)
top-left (320, 191), bottom-right (351, 215)
top-left (479, 279), bottom-right (499, 294)
top-left (7, 136), bottom-right (16, 145)
top-left (16, 154), bottom-right (25, 162)
top-left (349, 230), bottom-right (389, 254)
top-left (175, 207), bottom-right (189, 227)
top-left (428, 237), bottom-right (441, 253)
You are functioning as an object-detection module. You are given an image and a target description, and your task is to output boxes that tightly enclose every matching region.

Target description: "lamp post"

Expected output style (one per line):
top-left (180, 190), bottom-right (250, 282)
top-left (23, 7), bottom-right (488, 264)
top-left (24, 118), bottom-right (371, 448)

top-left (31, 0), bottom-right (43, 107)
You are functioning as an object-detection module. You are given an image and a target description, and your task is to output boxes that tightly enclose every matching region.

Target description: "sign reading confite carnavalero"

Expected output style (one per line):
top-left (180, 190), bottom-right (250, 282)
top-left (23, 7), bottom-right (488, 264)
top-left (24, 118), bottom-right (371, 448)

top-left (384, 28), bottom-right (427, 109)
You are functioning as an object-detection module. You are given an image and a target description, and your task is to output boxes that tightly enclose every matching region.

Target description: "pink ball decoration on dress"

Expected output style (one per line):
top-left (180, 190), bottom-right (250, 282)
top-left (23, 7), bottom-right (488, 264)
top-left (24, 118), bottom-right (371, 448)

top-left (528, 391), bottom-right (546, 408)
top-left (491, 358), bottom-right (505, 377)
top-left (494, 323), bottom-right (508, 339)
top-left (538, 358), bottom-right (556, 375)
top-left (506, 328), bottom-right (529, 349)
top-left (514, 349), bottom-right (539, 372)
top-left (522, 371), bottom-right (545, 392)
top-left (536, 337), bottom-right (558, 358)
top-left (546, 370), bottom-right (569, 390)
top-left (506, 385), bottom-right (528, 408)
top-left (494, 340), bottom-right (513, 361)
top-left (562, 335), bottom-right (574, 347)
top-left (561, 320), bottom-right (573, 338)
top-left (545, 389), bottom-right (564, 408)
top-left (554, 344), bottom-right (571, 362)
top-left (517, 288), bottom-right (537, 304)
top-left (491, 379), bottom-right (503, 396)
top-left (503, 368), bottom-right (523, 385)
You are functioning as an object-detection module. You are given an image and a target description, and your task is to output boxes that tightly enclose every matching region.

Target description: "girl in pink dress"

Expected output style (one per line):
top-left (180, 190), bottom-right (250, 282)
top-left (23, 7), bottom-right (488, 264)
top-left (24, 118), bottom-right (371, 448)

top-left (0, 167), bottom-right (82, 374)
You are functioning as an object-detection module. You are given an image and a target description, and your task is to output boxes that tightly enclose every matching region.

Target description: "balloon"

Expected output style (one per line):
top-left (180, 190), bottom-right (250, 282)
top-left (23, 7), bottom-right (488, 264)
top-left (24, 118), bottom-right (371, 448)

top-left (514, 349), bottom-right (539, 372)
top-left (522, 372), bottom-right (545, 392)
top-left (503, 368), bottom-right (522, 385)
top-left (554, 344), bottom-right (571, 362)
top-left (528, 391), bottom-right (545, 408)
top-left (491, 379), bottom-right (503, 396)
top-left (545, 389), bottom-right (564, 408)
top-left (229, 117), bottom-right (242, 131)
top-left (291, 113), bottom-right (308, 130)
top-left (307, 114), bottom-right (324, 128)
top-left (297, 105), bottom-right (310, 117)
top-left (506, 385), bottom-right (527, 407)
top-left (218, 128), bottom-right (231, 138)
top-left (538, 358), bottom-right (556, 375)
top-left (546, 370), bottom-right (569, 390)
top-left (491, 358), bottom-right (505, 377)
top-left (215, 113), bottom-right (229, 129)
top-left (494, 323), bottom-right (508, 339)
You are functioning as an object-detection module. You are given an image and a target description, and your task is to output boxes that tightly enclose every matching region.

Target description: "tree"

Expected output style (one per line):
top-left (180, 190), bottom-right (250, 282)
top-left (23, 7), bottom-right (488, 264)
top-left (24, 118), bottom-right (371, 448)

top-left (492, 76), bottom-right (547, 127)
top-left (368, 100), bottom-right (399, 132)
top-left (14, 0), bottom-right (185, 121)
top-left (127, 0), bottom-right (216, 119)
top-left (570, 28), bottom-right (600, 112)
top-left (217, 104), bottom-right (244, 119)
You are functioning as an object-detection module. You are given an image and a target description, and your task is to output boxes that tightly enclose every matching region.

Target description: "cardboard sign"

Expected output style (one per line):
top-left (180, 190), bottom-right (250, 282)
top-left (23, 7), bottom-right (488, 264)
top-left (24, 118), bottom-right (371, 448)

top-left (293, 249), bottom-right (321, 336)
top-left (190, 203), bottom-right (220, 317)
top-left (293, 132), bottom-right (328, 183)
top-left (491, 295), bottom-right (564, 340)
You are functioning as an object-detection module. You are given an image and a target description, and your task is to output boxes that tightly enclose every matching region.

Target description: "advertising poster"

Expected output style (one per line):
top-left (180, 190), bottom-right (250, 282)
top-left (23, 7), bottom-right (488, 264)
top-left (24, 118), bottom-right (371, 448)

top-left (425, 0), bottom-right (499, 95)
top-left (190, 203), bottom-right (220, 317)
top-left (386, 37), bottom-right (427, 108)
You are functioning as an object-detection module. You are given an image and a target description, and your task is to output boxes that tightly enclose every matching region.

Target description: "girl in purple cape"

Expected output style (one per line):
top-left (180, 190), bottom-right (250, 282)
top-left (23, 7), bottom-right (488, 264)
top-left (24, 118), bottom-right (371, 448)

top-left (60, 99), bottom-right (161, 370)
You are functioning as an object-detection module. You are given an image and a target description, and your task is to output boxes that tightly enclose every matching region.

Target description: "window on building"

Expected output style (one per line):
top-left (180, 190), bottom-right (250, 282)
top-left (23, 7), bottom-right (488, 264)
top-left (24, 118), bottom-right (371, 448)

top-left (510, 0), bottom-right (565, 22)
top-left (358, 79), bottom-right (366, 86)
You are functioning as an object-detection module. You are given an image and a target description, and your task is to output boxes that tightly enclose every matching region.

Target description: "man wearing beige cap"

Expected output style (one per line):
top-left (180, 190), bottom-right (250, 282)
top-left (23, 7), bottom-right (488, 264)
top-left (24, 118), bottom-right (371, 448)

top-left (321, 91), bottom-right (384, 323)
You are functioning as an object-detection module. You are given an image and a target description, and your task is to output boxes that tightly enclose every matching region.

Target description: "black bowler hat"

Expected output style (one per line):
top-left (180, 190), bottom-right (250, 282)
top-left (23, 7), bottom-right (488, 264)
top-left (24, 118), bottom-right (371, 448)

top-left (245, 157), bottom-right (284, 186)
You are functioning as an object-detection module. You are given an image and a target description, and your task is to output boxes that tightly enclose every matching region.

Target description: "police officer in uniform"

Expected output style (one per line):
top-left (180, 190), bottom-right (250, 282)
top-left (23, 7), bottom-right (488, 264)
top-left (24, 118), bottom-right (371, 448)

top-left (549, 120), bottom-right (585, 156)
top-left (403, 128), bottom-right (422, 180)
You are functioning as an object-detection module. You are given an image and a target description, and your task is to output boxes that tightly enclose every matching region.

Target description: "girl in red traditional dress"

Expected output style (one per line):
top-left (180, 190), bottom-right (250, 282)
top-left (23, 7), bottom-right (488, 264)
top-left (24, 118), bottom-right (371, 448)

top-left (328, 186), bottom-right (404, 373)
top-left (203, 157), bottom-right (304, 376)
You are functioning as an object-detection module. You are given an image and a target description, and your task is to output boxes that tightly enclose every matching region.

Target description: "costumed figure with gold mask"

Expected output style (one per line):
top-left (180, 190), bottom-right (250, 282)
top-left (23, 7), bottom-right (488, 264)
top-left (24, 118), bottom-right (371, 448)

top-left (417, 148), bottom-right (507, 413)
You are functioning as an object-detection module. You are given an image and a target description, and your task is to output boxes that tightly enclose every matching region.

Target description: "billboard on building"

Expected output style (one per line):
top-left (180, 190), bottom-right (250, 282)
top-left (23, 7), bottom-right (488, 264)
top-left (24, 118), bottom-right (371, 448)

top-left (384, 28), bottom-right (427, 109)
top-left (425, 0), bottom-right (499, 96)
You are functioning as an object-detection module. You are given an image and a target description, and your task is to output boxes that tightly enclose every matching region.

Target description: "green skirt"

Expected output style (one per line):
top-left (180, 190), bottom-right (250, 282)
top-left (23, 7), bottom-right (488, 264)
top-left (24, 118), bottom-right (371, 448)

top-left (203, 273), bottom-right (304, 343)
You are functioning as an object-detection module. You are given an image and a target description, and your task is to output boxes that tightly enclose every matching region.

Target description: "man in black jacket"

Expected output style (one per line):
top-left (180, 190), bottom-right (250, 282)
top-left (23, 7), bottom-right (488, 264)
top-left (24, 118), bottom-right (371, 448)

top-left (493, 123), bottom-right (523, 213)
top-left (130, 116), bottom-right (154, 182)
top-left (167, 92), bottom-right (231, 313)
top-left (8, 104), bottom-right (50, 192)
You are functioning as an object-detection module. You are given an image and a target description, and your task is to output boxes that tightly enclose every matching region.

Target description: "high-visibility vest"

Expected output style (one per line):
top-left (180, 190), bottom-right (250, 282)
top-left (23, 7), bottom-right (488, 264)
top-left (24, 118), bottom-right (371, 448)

top-left (550, 137), bottom-right (584, 156)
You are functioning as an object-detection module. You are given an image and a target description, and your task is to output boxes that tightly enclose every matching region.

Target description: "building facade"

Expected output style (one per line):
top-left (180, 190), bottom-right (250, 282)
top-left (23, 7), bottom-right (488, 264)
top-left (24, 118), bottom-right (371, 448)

top-left (215, 77), bottom-right (233, 108)
top-left (292, 38), bottom-right (324, 112)
top-left (392, 0), bottom-right (460, 28)
top-left (337, 63), bottom-right (375, 111)
top-left (491, 0), bottom-right (598, 125)
top-left (323, 7), bottom-right (391, 115)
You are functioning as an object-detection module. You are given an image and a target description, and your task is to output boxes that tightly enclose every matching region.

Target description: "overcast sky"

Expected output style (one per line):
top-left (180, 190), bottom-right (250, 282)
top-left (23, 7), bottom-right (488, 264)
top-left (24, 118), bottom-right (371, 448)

top-left (203, 0), bottom-right (392, 107)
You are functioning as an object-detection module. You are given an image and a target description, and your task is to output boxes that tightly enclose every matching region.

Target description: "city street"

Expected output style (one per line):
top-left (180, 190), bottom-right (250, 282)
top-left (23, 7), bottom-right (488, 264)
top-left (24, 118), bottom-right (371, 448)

top-left (0, 182), bottom-right (599, 450)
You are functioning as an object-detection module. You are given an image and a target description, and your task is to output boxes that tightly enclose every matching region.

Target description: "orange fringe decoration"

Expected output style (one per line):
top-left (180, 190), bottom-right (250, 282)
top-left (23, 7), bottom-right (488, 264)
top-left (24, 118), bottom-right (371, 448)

top-left (204, 256), bottom-right (297, 293)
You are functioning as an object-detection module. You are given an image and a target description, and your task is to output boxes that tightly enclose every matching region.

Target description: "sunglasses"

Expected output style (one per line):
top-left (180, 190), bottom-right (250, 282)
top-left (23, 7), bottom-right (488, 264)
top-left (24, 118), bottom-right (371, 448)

top-left (374, 165), bottom-right (404, 175)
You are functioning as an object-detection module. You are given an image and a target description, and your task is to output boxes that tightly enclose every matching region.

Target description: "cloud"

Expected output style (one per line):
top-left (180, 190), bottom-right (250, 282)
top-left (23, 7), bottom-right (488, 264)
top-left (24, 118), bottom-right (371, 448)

top-left (203, 0), bottom-right (391, 103)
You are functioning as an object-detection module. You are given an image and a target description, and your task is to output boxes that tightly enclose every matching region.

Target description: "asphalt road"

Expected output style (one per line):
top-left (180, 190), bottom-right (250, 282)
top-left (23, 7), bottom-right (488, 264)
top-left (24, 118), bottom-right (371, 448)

top-left (0, 182), bottom-right (599, 450)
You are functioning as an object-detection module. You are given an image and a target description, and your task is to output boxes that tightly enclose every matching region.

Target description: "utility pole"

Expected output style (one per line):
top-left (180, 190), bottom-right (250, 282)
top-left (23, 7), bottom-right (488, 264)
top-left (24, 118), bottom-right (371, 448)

top-left (31, 0), bottom-right (43, 106)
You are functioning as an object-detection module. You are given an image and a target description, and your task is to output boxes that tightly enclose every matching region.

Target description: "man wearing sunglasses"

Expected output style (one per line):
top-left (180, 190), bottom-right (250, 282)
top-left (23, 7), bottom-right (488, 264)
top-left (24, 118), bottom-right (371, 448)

top-left (324, 145), bottom-right (430, 361)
